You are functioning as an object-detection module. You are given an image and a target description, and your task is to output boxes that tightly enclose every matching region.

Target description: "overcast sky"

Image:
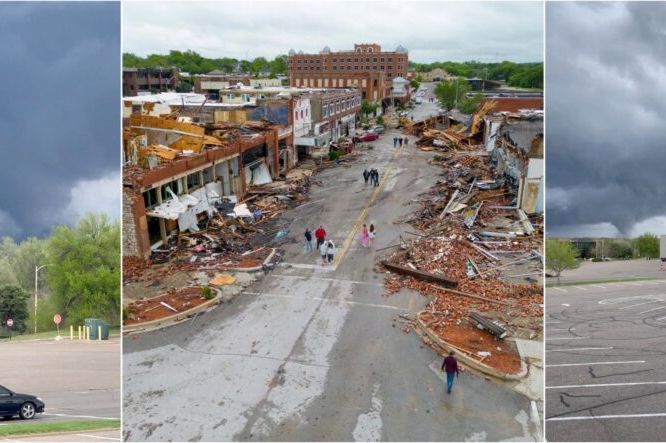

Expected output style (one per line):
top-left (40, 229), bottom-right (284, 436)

top-left (123, 1), bottom-right (543, 63)
top-left (546, 2), bottom-right (666, 239)
top-left (0, 2), bottom-right (120, 240)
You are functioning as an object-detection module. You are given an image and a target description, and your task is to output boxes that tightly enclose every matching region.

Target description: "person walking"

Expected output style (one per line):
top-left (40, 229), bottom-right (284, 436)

top-left (314, 225), bottom-right (327, 250)
top-left (363, 169), bottom-right (370, 185)
top-left (373, 169), bottom-right (380, 187)
top-left (359, 224), bottom-right (369, 248)
top-left (404, 137), bottom-right (408, 147)
top-left (326, 240), bottom-right (336, 264)
top-left (399, 137), bottom-right (403, 147)
top-left (304, 228), bottom-right (313, 253)
top-left (441, 351), bottom-right (460, 394)
top-left (319, 240), bottom-right (329, 266)
top-left (368, 224), bottom-right (376, 247)
top-left (393, 136), bottom-right (397, 148)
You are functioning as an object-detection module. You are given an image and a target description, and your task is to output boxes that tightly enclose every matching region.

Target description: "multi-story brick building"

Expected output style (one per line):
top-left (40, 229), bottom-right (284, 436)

top-left (122, 67), bottom-right (179, 96)
top-left (288, 43), bottom-right (408, 104)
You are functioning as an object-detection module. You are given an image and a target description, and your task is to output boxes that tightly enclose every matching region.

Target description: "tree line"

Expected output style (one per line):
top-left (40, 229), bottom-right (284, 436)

top-left (410, 60), bottom-right (543, 90)
top-left (123, 50), bottom-right (288, 77)
top-left (0, 213), bottom-right (119, 336)
top-left (546, 234), bottom-right (662, 280)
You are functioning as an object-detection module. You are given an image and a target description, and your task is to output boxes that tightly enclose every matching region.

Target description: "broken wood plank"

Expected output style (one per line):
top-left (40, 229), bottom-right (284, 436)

top-left (383, 261), bottom-right (458, 288)
top-left (433, 285), bottom-right (512, 306)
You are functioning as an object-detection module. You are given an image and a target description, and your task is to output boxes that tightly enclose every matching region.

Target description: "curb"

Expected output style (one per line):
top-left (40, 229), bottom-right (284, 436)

top-left (414, 312), bottom-right (528, 381)
top-left (123, 287), bottom-right (223, 335)
top-left (123, 249), bottom-right (278, 335)
top-left (2, 427), bottom-right (120, 439)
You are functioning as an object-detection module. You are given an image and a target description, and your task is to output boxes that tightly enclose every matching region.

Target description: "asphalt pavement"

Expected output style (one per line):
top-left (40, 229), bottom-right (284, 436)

top-left (1, 429), bottom-right (120, 442)
top-left (124, 116), bottom-right (540, 441)
top-left (0, 338), bottom-right (120, 426)
top-left (547, 259), bottom-right (666, 284)
top-left (546, 280), bottom-right (666, 441)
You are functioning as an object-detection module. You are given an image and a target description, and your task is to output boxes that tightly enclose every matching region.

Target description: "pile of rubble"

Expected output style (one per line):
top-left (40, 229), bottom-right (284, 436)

top-left (380, 122), bottom-right (542, 374)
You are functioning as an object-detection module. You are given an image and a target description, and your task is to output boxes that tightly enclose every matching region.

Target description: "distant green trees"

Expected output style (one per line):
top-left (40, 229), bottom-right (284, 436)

top-left (434, 79), bottom-right (470, 111)
top-left (123, 50), bottom-right (290, 76)
top-left (0, 285), bottom-right (29, 333)
top-left (46, 214), bottom-right (120, 327)
top-left (546, 239), bottom-right (581, 281)
top-left (409, 60), bottom-right (543, 89)
top-left (633, 233), bottom-right (660, 259)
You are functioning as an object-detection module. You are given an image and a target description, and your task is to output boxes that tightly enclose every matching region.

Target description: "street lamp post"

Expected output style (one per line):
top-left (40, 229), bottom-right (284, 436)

top-left (34, 264), bottom-right (51, 334)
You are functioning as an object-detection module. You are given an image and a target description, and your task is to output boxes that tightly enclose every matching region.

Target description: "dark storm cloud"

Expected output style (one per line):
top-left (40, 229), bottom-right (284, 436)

top-left (0, 2), bottom-right (120, 238)
top-left (546, 2), bottom-right (666, 236)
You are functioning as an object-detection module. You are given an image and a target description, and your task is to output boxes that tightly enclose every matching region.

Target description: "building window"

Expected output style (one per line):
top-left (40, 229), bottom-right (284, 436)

top-left (388, 57), bottom-right (393, 62)
top-left (368, 48), bottom-right (373, 53)
top-left (333, 66), bottom-right (337, 71)
top-left (241, 94), bottom-right (250, 102)
top-left (347, 58), bottom-right (352, 62)
top-left (373, 66), bottom-right (377, 70)
top-left (354, 58), bottom-right (358, 62)
top-left (143, 188), bottom-right (158, 209)
top-left (380, 57), bottom-right (384, 62)
top-left (227, 93), bottom-right (235, 100)
top-left (354, 66), bottom-right (358, 70)
top-left (356, 48), bottom-right (361, 53)
top-left (187, 172), bottom-right (202, 191)
top-left (332, 58), bottom-right (337, 62)
top-left (373, 58), bottom-right (377, 62)
top-left (161, 178), bottom-right (185, 201)
top-left (365, 58), bottom-right (370, 62)
top-left (380, 66), bottom-right (384, 70)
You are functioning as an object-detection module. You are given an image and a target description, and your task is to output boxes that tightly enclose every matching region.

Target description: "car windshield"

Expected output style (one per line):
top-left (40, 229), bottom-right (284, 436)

top-left (0, 386), bottom-right (11, 396)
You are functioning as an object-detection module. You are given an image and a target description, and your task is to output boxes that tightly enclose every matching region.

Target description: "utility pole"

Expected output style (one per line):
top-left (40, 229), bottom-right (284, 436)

top-left (34, 264), bottom-right (51, 334)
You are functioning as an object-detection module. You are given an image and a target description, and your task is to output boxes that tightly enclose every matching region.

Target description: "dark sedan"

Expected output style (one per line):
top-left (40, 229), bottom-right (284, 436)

top-left (0, 385), bottom-right (45, 419)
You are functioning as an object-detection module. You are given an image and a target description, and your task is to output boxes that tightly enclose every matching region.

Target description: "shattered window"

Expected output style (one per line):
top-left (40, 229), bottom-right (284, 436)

top-left (143, 188), bottom-right (158, 209)
top-left (203, 167), bottom-right (214, 183)
top-left (187, 172), bottom-right (202, 191)
top-left (161, 178), bottom-right (184, 202)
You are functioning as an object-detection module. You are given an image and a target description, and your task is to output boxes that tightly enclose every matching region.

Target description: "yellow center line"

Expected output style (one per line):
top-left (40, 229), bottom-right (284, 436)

top-left (332, 143), bottom-right (405, 268)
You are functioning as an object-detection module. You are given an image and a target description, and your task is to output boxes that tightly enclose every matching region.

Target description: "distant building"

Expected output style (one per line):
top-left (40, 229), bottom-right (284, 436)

top-left (288, 43), bottom-right (409, 104)
top-left (122, 67), bottom-right (179, 97)
top-left (193, 71), bottom-right (282, 98)
top-left (421, 68), bottom-right (454, 82)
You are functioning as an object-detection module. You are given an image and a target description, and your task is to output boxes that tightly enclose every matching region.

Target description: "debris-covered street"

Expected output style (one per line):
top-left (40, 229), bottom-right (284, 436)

top-left (123, 95), bottom-right (543, 441)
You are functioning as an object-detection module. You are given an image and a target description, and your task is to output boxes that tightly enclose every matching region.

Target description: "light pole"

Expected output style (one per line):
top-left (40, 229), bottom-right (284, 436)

top-left (34, 264), bottom-right (51, 334)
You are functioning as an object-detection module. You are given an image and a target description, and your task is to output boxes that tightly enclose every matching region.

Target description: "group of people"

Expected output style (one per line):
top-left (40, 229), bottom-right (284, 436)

top-left (359, 223), bottom-right (376, 248)
top-left (363, 168), bottom-right (380, 187)
top-left (393, 136), bottom-right (408, 148)
top-left (304, 225), bottom-right (336, 265)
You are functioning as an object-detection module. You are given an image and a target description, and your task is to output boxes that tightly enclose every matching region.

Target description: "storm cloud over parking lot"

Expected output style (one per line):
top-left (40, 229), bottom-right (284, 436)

top-left (546, 2), bottom-right (666, 237)
top-left (0, 3), bottom-right (119, 239)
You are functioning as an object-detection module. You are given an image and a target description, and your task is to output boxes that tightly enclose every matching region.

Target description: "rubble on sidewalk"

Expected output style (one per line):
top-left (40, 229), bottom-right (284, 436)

top-left (380, 109), bottom-right (543, 375)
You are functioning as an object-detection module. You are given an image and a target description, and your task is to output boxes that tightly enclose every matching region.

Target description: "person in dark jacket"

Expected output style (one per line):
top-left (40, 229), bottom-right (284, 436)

top-left (373, 169), bottom-right (380, 187)
top-left (304, 228), bottom-right (313, 253)
top-left (363, 169), bottom-right (370, 185)
top-left (441, 351), bottom-right (460, 394)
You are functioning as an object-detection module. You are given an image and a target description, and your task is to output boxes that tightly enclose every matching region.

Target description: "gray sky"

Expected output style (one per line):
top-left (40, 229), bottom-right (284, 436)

top-left (0, 2), bottom-right (120, 239)
top-left (546, 2), bottom-right (666, 238)
top-left (123, 1), bottom-right (543, 63)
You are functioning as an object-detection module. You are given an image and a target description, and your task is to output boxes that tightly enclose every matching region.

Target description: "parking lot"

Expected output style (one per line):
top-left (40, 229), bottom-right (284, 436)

top-left (0, 338), bottom-right (120, 427)
top-left (546, 279), bottom-right (666, 441)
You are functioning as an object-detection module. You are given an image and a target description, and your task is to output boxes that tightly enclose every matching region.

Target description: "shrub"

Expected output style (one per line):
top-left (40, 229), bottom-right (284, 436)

top-left (201, 286), bottom-right (215, 300)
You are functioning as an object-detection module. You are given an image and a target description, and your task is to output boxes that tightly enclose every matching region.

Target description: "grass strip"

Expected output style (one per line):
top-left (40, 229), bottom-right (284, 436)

top-left (0, 419), bottom-right (120, 437)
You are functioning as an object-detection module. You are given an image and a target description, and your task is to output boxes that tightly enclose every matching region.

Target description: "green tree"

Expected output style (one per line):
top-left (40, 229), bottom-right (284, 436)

top-left (269, 55), bottom-right (288, 75)
top-left (361, 100), bottom-right (379, 116)
top-left (606, 239), bottom-right (633, 259)
top-left (546, 239), bottom-right (581, 282)
top-left (434, 79), bottom-right (470, 111)
top-left (250, 57), bottom-right (269, 75)
top-left (46, 213), bottom-right (120, 326)
top-left (410, 79), bottom-right (420, 91)
top-left (634, 233), bottom-right (660, 259)
top-left (0, 285), bottom-right (30, 333)
top-left (459, 93), bottom-right (485, 114)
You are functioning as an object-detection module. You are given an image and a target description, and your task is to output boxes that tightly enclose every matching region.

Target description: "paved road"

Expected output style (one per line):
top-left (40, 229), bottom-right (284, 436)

top-left (548, 259), bottom-right (666, 284)
top-left (124, 130), bottom-right (540, 441)
top-left (0, 339), bottom-right (120, 425)
top-left (546, 280), bottom-right (666, 441)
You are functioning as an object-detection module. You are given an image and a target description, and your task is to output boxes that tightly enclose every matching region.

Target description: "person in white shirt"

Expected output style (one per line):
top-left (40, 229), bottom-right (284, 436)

top-left (326, 240), bottom-right (336, 264)
top-left (320, 241), bottom-right (329, 266)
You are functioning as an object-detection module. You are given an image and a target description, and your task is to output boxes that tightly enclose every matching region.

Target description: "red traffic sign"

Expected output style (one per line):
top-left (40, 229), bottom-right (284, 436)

top-left (53, 314), bottom-right (62, 325)
top-left (6, 319), bottom-right (13, 328)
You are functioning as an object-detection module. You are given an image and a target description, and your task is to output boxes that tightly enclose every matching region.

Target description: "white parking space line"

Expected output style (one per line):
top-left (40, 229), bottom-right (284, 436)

top-left (546, 337), bottom-right (588, 341)
top-left (621, 300), bottom-right (661, 310)
top-left (572, 286), bottom-right (588, 291)
top-left (548, 413), bottom-right (666, 421)
top-left (548, 328), bottom-right (571, 332)
top-left (76, 435), bottom-right (119, 441)
top-left (639, 305), bottom-right (666, 315)
top-left (551, 287), bottom-right (567, 292)
top-left (591, 285), bottom-right (608, 289)
top-left (546, 347), bottom-right (613, 352)
top-left (656, 315), bottom-right (666, 321)
top-left (547, 381), bottom-right (666, 389)
top-left (546, 360), bottom-right (645, 367)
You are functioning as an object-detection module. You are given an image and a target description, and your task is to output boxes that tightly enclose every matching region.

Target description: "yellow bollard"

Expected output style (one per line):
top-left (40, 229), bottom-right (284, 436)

top-left (78, 325), bottom-right (82, 340)
top-left (70, 325), bottom-right (73, 341)
top-left (87, 326), bottom-right (90, 341)
top-left (98, 326), bottom-right (101, 341)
